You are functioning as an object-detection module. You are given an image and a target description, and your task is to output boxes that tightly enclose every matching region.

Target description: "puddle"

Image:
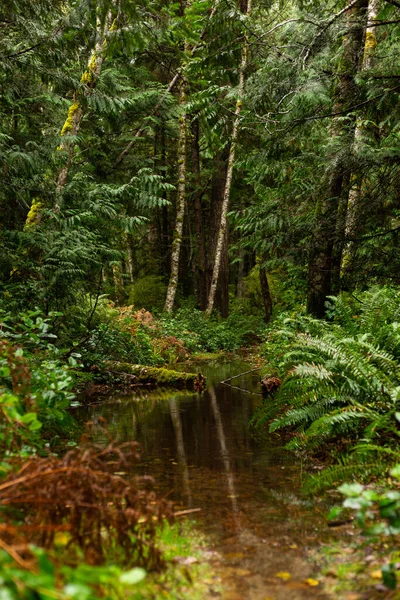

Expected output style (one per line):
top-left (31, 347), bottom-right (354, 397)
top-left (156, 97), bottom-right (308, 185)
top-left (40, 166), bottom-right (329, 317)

top-left (73, 358), bottom-right (333, 599)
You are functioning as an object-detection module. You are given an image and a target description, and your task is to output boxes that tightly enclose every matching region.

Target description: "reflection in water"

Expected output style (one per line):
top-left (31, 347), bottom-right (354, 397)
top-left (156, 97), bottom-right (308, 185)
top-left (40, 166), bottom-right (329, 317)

top-left (209, 386), bottom-right (239, 517)
top-left (169, 397), bottom-right (192, 507)
top-left (73, 359), bottom-right (332, 599)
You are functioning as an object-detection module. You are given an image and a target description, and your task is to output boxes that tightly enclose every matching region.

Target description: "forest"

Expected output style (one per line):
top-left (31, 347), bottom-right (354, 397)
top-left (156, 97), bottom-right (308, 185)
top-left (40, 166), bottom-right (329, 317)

top-left (0, 0), bottom-right (399, 597)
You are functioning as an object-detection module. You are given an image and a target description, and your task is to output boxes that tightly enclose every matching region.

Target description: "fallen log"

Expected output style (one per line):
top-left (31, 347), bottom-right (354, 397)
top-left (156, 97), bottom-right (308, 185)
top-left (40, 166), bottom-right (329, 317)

top-left (104, 361), bottom-right (206, 391)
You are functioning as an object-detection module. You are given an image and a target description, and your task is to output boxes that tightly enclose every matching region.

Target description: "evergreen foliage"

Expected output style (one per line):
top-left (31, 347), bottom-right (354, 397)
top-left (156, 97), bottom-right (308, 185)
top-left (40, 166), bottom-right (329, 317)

top-left (255, 287), bottom-right (400, 489)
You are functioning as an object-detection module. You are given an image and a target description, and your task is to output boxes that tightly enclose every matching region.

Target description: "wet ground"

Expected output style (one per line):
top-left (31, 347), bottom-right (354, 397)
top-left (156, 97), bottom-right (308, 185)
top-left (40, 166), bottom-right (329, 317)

top-left (73, 358), bottom-right (334, 599)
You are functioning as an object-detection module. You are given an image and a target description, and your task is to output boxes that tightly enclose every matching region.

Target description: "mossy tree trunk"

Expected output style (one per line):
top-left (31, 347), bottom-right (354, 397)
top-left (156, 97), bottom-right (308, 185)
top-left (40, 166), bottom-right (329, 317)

top-left (206, 0), bottom-right (251, 316)
top-left (24, 6), bottom-right (116, 228)
top-left (306, 0), bottom-right (367, 317)
top-left (164, 78), bottom-right (187, 313)
top-left (105, 361), bottom-right (206, 390)
top-left (55, 9), bottom-right (115, 207)
top-left (341, 0), bottom-right (380, 279)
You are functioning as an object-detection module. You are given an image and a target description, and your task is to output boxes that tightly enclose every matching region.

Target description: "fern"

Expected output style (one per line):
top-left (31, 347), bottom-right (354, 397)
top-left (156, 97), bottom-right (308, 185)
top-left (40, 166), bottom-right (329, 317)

top-left (255, 287), bottom-right (400, 488)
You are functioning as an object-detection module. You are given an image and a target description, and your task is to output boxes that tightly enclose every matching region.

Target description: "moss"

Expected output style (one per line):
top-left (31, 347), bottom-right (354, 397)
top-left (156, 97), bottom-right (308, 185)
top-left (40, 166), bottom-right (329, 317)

top-left (24, 198), bottom-right (42, 229)
top-left (60, 101), bottom-right (80, 136)
top-left (88, 52), bottom-right (97, 71)
top-left (109, 18), bottom-right (118, 32)
top-left (365, 30), bottom-right (377, 53)
top-left (104, 361), bottom-right (206, 390)
top-left (80, 69), bottom-right (93, 84)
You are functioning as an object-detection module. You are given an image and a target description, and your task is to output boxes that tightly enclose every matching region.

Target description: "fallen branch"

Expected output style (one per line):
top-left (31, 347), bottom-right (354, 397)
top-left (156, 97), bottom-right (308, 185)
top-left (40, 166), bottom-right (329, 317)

top-left (173, 508), bottom-right (202, 517)
top-left (221, 367), bottom-right (260, 384)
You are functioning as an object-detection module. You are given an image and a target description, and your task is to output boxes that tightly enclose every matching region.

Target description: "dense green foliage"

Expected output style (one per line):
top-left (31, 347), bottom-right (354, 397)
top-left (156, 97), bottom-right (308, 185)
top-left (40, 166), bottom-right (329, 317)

top-left (1, 0), bottom-right (400, 595)
top-left (254, 287), bottom-right (400, 491)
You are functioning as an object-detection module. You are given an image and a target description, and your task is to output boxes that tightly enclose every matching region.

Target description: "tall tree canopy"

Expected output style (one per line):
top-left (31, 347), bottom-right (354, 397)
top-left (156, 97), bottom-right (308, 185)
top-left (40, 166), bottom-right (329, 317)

top-left (0, 0), bottom-right (399, 320)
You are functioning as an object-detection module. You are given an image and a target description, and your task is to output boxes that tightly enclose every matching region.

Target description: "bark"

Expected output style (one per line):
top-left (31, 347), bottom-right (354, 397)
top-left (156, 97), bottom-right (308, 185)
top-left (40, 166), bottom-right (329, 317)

top-left (206, 152), bottom-right (229, 316)
top-left (164, 79), bottom-right (187, 313)
top-left (56, 10), bottom-right (115, 206)
top-left (104, 361), bottom-right (206, 390)
top-left (306, 1), bottom-right (367, 317)
top-left (259, 265), bottom-right (273, 324)
top-left (191, 118), bottom-right (208, 310)
top-left (341, 0), bottom-right (380, 277)
top-left (125, 234), bottom-right (134, 284)
top-left (160, 125), bottom-right (170, 276)
top-left (24, 8), bottom-right (115, 227)
top-left (331, 171), bottom-right (351, 292)
top-left (112, 263), bottom-right (124, 305)
top-left (206, 0), bottom-right (251, 316)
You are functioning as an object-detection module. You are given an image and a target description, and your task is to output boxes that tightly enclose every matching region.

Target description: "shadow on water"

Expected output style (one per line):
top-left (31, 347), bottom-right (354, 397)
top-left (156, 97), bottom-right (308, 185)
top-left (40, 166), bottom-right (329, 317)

top-left (73, 358), bottom-right (333, 599)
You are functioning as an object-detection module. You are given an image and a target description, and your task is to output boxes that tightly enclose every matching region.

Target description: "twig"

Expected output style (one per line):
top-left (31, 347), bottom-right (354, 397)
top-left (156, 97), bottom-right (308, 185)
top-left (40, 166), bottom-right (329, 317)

top-left (222, 383), bottom-right (262, 396)
top-left (221, 367), bottom-right (260, 384)
top-left (173, 508), bottom-right (202, 517)
top-left (0, 537), bottom-right (33, 570)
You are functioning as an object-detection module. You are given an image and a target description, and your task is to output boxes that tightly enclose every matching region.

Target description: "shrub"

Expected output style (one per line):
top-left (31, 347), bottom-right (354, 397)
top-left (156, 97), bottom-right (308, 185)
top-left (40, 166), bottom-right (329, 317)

top-left (159, 308), bottom-right (263, 354)
top-left (0, 311), bottom-right (78, 451)
top-left (129, 276), bottom-right (168, 312)
top-left (254, 286), bottom-right (400, 488)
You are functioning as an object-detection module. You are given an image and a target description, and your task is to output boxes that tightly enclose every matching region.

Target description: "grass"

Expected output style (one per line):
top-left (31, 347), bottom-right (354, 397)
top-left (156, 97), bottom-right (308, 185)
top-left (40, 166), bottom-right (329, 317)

top-left (129, 521), bottom-right (220, 600)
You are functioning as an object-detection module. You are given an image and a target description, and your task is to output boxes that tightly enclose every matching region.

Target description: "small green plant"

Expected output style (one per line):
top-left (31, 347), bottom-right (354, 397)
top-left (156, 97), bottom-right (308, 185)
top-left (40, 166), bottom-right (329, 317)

top-left (159, 308), bottom-right (262, 353)
top-left (329, 464), bottom-right (400, 590)
top-left (0, 309), bottom-right (78, 452)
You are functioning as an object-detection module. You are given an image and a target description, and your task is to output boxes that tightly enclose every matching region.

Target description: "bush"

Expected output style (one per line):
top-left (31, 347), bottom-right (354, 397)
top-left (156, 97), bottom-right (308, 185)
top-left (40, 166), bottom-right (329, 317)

top-left (159, 308), bottom-right (263, 354)
top-left (128, 276), bottom-right (168, 312)
top-left (0, 310), bottom-right (78, 452)
top-left (84, 322), bottom-right (158, 366)
top-left (254, 286), bottom-right (400, 488)
top-left (330, 464), bottom-right (400, 590)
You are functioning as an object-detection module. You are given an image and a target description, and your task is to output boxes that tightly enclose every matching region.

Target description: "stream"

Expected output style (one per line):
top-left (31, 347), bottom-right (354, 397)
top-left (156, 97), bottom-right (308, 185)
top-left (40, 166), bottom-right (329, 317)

top-left (74, 358), bottom-right (334, 599)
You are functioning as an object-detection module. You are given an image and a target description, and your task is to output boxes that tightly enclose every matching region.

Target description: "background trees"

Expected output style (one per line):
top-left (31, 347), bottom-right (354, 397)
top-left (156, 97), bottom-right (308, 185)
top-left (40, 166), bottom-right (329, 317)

top-left (0, 0), bottom-right (399, 322)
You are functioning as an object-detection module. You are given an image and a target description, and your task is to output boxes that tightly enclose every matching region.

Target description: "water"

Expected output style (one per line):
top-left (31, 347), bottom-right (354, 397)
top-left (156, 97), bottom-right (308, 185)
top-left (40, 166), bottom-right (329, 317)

top-left (73, 358), bottom-right (332, 599)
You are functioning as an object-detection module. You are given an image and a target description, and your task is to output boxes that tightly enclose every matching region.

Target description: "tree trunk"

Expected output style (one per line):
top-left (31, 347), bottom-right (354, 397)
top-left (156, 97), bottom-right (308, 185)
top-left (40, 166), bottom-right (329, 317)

top-left (24, 8), bottom-right (115, 227)
top-left (160, 125), bottom-right (170, 276)
top-left (164, 79), bottom-right (187, 313)
top-left (191, 118), bottom-right (208, 310)
top-left (306, 1), bottom-right (366, 317)
top-left (259, 265), bottom-right (273, 324)
top-left (125, 234), bottom-right (134, 284)
top-left (206, 152), bottom-right (229, 317)
top-left (105, 361), bottom-right (206, 390)
top-left (206, 0), bottom-right (251, 315)
top-left (341, 0), bottom-right (380, 278)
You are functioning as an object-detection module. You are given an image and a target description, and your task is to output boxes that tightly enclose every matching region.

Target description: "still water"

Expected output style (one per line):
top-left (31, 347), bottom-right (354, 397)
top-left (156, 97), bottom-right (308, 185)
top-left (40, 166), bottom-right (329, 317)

top-left (73, 358), bottom-right (332, 599)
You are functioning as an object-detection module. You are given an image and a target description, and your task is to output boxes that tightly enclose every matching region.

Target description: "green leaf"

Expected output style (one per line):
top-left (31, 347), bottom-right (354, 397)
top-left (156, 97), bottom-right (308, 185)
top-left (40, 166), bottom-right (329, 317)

top-left (382, 564), bottom-right (397, 590)
top-left (338, 483), bottom-right (364, 497)
top-left (119, 568), bottom-right (146, 585)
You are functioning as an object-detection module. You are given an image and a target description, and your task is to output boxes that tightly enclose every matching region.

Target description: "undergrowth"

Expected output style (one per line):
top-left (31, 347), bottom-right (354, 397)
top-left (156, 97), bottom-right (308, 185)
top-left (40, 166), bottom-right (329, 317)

top-left (254, 286), bottom-right (400, 491)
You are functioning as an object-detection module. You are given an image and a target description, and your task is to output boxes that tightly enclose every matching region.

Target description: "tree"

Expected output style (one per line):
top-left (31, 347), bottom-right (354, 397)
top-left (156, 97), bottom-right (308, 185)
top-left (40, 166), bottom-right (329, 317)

top-left (206, 0), bottom-right (252, 315)
top-left (306, 0), bottom-right (367, 317)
